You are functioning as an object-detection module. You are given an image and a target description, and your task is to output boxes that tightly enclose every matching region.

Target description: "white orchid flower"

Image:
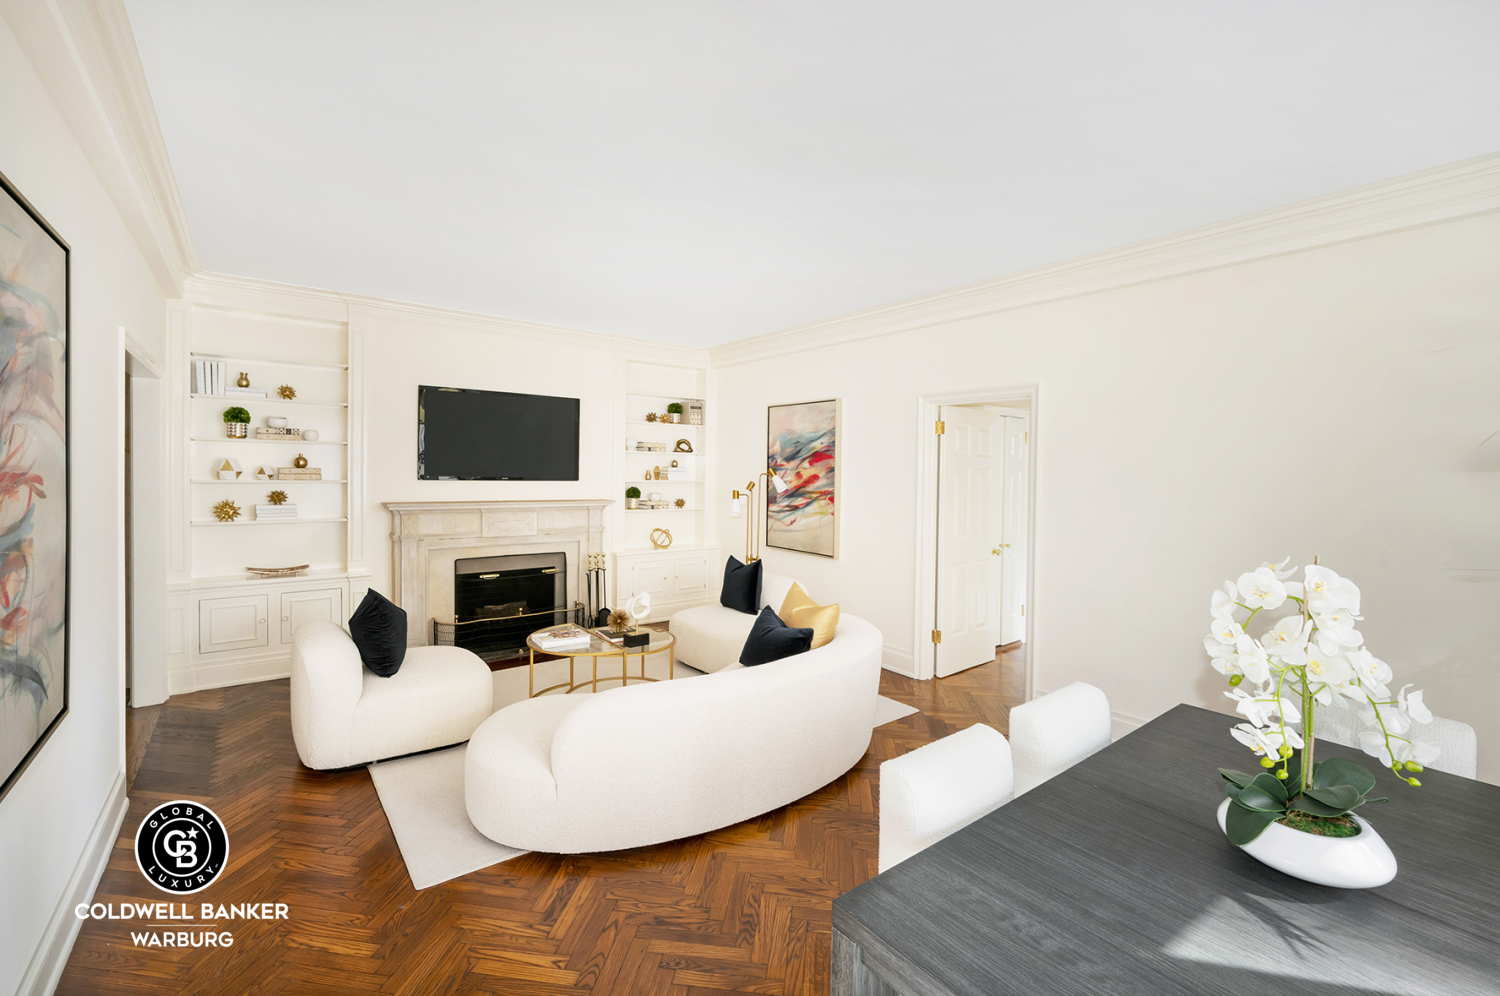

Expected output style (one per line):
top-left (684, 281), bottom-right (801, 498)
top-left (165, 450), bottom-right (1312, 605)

top-left (1360, 731), bottom-right (1439, 768)
top-left (1237, 568), bottom-right (1288, 610)
top-left (1210, 587), bottom-right (1238, 619)
top-left (1232, 722), bottom-right (1302, 757)
top-left (1204, 639), bottom-right (1241, 677)
top-left (1209, 615), bottom-right (1245, 646)
top-left (1359, 700), bottom-right (1412, 736)
top-left (1261, 556), bottom-right (1298, 580)
top-left (1233, 635), bottom-right (1272, 684)
top-left (1304, 565), bottom-right (1361, 612)
top-left (1262, 615), bottom-right (1310, 656)
top-left (1285, 580), bottom-right (1304, 600)
top-left (1399, 685), bottom-right (1433, 724)
top-left (1345, 649), bottom-right (1392, 696)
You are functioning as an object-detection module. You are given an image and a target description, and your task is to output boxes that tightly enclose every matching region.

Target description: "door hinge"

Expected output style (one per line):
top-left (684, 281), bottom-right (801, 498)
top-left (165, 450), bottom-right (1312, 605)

top-left (1021, 604), bottom-right (1025, 616)
top-left (1024, 430), bottom-right (1028, 444)
top-left (931, 629), bottom-right (942, 644)
top-left (934, 420), bottom-right (945, 435)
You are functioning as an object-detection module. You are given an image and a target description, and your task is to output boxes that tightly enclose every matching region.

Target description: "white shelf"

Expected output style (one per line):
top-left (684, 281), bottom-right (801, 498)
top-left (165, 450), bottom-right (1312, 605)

top-left (626, 506), bottom-right (700, 513)
top-left (191, 393), bottom-right (347, 408)
top-left (190, 437), bottom-right (348, 445)
top-left (191, 351), bottom-right (348, 372)
top-left (625, 478), bottom-right (702, 485)
top-left (625, 420), bottom-right (706, 429)
top-left (191, 478), bottom-right (346, 485)
top-left (191, 516), bottom-right (349, 527)
top-left (186, 567), bottom-right (353, 589)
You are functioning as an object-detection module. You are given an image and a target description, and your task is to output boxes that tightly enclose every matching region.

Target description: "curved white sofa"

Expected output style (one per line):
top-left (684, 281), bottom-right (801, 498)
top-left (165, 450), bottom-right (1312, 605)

top-left (464, 612), bottom-right (883, 852)
top-left (291, 620), bottom-right (493, 770)
top-left (670, 570), bottom-right (801, 673)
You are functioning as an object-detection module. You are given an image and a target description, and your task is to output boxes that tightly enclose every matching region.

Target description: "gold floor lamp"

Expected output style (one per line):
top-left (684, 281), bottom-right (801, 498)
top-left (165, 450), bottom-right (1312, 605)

top-left (730, 471), bottom-right (788, 563)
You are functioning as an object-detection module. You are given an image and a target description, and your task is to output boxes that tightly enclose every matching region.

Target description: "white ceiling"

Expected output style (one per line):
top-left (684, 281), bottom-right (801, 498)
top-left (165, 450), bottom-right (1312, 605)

top-left (125, 1), bottom-right (1500, 347)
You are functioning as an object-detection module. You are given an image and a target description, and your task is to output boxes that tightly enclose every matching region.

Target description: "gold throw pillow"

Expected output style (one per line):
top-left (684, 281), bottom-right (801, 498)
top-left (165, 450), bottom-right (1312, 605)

top-left (779, 582), bottom-right (840, 650)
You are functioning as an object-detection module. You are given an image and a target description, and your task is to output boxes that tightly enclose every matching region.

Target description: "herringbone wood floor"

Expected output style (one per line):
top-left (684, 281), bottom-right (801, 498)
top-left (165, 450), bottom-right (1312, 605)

top-left (60, 646), bottom-right (1025, 996)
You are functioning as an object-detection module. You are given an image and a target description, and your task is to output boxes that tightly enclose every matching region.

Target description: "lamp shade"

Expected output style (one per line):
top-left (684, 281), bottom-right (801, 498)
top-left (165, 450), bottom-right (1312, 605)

top-left (729, 496), bottom-right (743, 518)
top-left (769, 473), bottom-right (790, 494)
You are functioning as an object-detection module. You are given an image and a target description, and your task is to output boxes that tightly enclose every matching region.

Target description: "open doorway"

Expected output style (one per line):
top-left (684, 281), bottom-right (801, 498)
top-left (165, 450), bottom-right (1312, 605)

top-left (912, 387), bottom-right (1037, 692)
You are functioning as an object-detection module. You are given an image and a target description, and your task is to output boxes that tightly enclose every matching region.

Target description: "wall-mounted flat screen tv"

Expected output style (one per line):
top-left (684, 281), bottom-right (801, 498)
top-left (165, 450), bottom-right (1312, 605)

top-left (418, 385), bottom-right (580, 480)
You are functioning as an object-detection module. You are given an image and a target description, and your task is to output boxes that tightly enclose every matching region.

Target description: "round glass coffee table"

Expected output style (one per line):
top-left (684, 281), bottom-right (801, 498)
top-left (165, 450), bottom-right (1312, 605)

top-left (524, 627), bottom-right (677, 698)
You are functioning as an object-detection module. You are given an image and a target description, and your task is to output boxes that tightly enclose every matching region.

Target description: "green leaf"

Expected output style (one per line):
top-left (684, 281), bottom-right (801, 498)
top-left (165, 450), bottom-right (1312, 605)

top-left (1219, 768), bottom-right (1256, 789)
top-left (1225, 803), bottom-right (1279, 846)
top-left (1250, 772), bottom-right (1290, 806)
top-left (1304, 783), bottom-right (1363, 811)
top-left (1312, 757), bottom-right (1376, 796)
top-left (1235, 781), bottom-right (1287, 813)
top-left (1289, 796), bottom-right (1348, 818)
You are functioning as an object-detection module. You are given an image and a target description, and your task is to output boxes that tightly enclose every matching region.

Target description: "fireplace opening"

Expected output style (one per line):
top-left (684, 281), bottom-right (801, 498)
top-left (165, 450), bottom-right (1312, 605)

top-left (436, 552), bottom-right (578, 662)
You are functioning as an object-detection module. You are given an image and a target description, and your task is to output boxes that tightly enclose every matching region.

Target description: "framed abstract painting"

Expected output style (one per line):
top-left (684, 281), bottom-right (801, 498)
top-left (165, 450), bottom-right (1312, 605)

top-left (766, 398), bottom-right (839, 559)
top-left (0, 169), bottom-right (70, 803)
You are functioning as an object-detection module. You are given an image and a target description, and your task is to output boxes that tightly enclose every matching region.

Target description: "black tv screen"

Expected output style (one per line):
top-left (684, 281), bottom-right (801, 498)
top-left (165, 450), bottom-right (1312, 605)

top-left (418, 385), bottom-right (579, 480)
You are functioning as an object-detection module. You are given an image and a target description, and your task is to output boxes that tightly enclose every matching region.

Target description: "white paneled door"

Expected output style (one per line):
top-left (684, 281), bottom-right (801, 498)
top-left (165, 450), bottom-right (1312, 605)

top-left (935, 406), bottom-right (1001, 677)
top-left (1000, 415), bottom-right (1029, 645)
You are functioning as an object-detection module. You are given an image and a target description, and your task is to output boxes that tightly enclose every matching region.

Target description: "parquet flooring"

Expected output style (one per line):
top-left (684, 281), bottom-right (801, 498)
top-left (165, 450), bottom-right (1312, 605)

top-left (59, 645), bottom-right (1025, 996)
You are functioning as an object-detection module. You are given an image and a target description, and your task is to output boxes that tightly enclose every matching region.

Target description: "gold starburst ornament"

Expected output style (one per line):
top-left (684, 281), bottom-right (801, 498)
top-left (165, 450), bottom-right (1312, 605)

top-left (212, 499), bottom-right (241, 522)
top-left (644, 412), bottom-right (657, 422)
top-left (267, 490), bottom-right (289, 505)
top-left (277, 384), bottom-right (297, 400)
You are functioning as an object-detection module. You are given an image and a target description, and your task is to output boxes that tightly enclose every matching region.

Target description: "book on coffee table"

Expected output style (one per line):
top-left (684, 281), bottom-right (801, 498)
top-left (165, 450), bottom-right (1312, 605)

top-left (534, 626), bottom-right (591, 651)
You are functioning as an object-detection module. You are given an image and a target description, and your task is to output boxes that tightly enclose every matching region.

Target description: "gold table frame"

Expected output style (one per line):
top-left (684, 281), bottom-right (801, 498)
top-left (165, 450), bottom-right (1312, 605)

top-left (525, 627), bottom-right (676, 698)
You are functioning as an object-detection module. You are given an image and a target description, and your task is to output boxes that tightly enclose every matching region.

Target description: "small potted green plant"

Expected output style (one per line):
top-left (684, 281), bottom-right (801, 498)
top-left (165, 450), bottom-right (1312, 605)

top-left (625, 486), bottom-right (641, 510)
top-left (666, 402), bottom-right (684, 424)
top-left (223, 406), bottom-right (251, 439)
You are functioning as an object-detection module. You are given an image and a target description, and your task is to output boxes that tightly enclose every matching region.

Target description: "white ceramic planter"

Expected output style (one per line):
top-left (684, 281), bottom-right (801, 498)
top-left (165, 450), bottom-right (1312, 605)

top-left (1216, 798), bottom-right (1397, 889)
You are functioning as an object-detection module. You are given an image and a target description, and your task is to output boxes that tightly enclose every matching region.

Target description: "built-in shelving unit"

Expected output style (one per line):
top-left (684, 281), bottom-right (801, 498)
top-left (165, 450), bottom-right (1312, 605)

top-left (168, 300), bottom-right (366, 695)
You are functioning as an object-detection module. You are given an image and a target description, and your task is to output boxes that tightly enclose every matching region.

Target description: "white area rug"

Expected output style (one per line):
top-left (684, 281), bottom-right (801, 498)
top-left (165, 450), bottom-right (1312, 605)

top-left (371, 653), bottom-right (922, 889)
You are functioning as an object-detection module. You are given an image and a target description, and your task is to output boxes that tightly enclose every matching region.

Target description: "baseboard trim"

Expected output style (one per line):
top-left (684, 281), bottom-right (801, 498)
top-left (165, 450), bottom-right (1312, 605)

top-left (168, 653), bottom-right (292, 695)
top-left (881, 645), bottom-right (916, 677)
top-left (16, 769), bottom-right (128, 996)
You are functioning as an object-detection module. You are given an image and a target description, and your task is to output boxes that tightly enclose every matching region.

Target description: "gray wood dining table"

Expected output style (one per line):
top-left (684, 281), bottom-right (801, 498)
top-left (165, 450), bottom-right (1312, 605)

top-left (833, 703), bottom-right (1500, 996)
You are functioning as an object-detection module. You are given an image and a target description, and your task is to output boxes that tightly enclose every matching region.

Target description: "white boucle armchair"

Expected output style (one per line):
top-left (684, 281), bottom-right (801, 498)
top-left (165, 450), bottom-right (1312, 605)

top-left (290, 621), bottom-right (493, 770)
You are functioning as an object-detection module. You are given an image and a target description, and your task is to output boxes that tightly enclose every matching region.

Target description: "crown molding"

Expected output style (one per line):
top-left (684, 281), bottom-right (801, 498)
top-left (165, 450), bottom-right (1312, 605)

top-left (709, 153), bottom-right (1500, 368)
top-left (1, 0), bottom-right (199, 293)
top-left (182, 271), bottom-right (710, 366)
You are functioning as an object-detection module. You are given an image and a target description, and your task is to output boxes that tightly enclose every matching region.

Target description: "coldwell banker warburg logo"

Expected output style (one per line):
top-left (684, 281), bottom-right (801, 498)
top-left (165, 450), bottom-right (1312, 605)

top-left (135, 800), bottom-right (229, 893)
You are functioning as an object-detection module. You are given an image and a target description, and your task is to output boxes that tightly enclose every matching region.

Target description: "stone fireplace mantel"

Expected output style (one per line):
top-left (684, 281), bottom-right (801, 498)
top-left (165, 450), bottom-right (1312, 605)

top-left (386, 500), bottom-right (610, 646)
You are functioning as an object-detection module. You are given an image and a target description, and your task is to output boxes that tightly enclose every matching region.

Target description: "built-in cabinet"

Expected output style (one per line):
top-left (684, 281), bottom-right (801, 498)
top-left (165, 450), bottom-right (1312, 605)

top-left (613, 546), bottom-right (721, 623)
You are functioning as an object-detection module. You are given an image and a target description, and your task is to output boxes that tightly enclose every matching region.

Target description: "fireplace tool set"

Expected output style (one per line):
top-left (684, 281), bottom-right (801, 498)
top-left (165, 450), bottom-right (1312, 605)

top-left (585, 552), bottom-right (611, 628)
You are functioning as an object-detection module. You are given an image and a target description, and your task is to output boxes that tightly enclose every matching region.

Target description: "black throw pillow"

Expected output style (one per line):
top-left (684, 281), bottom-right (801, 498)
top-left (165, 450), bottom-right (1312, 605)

top-left (740, 606), bottom-right (814, 667)
top-left (349, 589), bottom-right (408, 677)
top-left (720, 555), bottom-right (762, 614)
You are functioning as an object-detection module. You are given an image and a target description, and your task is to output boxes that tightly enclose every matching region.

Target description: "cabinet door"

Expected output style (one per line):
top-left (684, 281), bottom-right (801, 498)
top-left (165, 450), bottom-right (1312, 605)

top-left (198, 594), bottom-right (269, 655)
top-left (619, 557), bottom-right (671, 604)
top-left (672, 555), bottom-right (710, 595)
top-left (280, 587), bottom-right (345, 644)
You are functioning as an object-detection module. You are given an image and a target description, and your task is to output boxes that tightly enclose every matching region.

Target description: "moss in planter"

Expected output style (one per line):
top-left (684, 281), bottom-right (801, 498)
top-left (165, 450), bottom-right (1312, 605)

top-left (1277, 812), bottom-right (1362, 838)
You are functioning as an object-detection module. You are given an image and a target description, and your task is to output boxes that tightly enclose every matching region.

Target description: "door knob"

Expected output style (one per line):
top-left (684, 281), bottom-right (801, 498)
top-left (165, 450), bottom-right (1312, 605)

top-left (991, 547), bottom-right (1002, 556)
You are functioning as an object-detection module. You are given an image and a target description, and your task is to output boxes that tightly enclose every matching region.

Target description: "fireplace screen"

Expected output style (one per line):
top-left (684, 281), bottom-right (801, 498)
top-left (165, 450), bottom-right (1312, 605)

top-left (435, 552), bottom-right (580, 662)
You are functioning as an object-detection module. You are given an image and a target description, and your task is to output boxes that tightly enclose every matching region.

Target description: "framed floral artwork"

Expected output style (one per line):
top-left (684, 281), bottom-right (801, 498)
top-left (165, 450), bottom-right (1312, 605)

top-left (0, 169), bottom-right (70, 803)
top-left (766, 399), bottom-right (839, 558)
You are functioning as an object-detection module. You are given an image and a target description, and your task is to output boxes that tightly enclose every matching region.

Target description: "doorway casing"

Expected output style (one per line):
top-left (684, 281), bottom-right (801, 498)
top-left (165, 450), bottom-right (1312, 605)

top-left (912, 385), bottom-right (1038, 693)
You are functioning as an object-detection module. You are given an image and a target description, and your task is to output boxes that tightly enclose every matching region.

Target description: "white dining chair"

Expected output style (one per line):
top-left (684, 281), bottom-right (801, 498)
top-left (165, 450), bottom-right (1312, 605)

top-left (878, 724), bottom-right (1013, 874)
top-left (1008, 682), bottom-right (1112, 795)
top-left (1314, 705), bottom-right (1478, 780)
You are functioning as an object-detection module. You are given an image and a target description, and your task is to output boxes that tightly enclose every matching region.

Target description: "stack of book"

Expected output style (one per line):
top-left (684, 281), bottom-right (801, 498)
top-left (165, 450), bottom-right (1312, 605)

top-left (663, 467), bottom-right (690, 481)
top-left (255, 503), bottom-right (298, 521)
top-left (687, 399), bottom-right (705, 425)
top-left (192, 359), bottom-right (269, 397)
top-left (639, 499), bottom-right (671, 510)
top-left (277, 467), bottom-right (322, 480)
top-left (255, 427), bottom-right (302, 440)
top-left (534, 626), bottom-right (591, 651)
top-left (635, 441), bottom-right (668, 452)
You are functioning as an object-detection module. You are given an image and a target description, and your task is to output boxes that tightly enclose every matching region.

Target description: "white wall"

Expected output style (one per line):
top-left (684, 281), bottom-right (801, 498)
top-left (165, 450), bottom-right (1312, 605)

top-left (0, 11), bottom-right (167, 995)
top-left (359, 313), bottom-right (624, 602)
top-left (713, 211), bottom-right (1500, 784)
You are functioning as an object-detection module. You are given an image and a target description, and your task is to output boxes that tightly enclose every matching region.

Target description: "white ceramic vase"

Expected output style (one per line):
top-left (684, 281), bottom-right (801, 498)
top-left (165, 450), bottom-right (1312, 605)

top-left (1216, 798), bottom-right (1396, 889)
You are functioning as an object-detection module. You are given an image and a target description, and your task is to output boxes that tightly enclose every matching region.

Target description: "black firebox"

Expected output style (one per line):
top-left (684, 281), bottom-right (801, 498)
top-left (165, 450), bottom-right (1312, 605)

top-left (441, 552), bottom-right (573, 662)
